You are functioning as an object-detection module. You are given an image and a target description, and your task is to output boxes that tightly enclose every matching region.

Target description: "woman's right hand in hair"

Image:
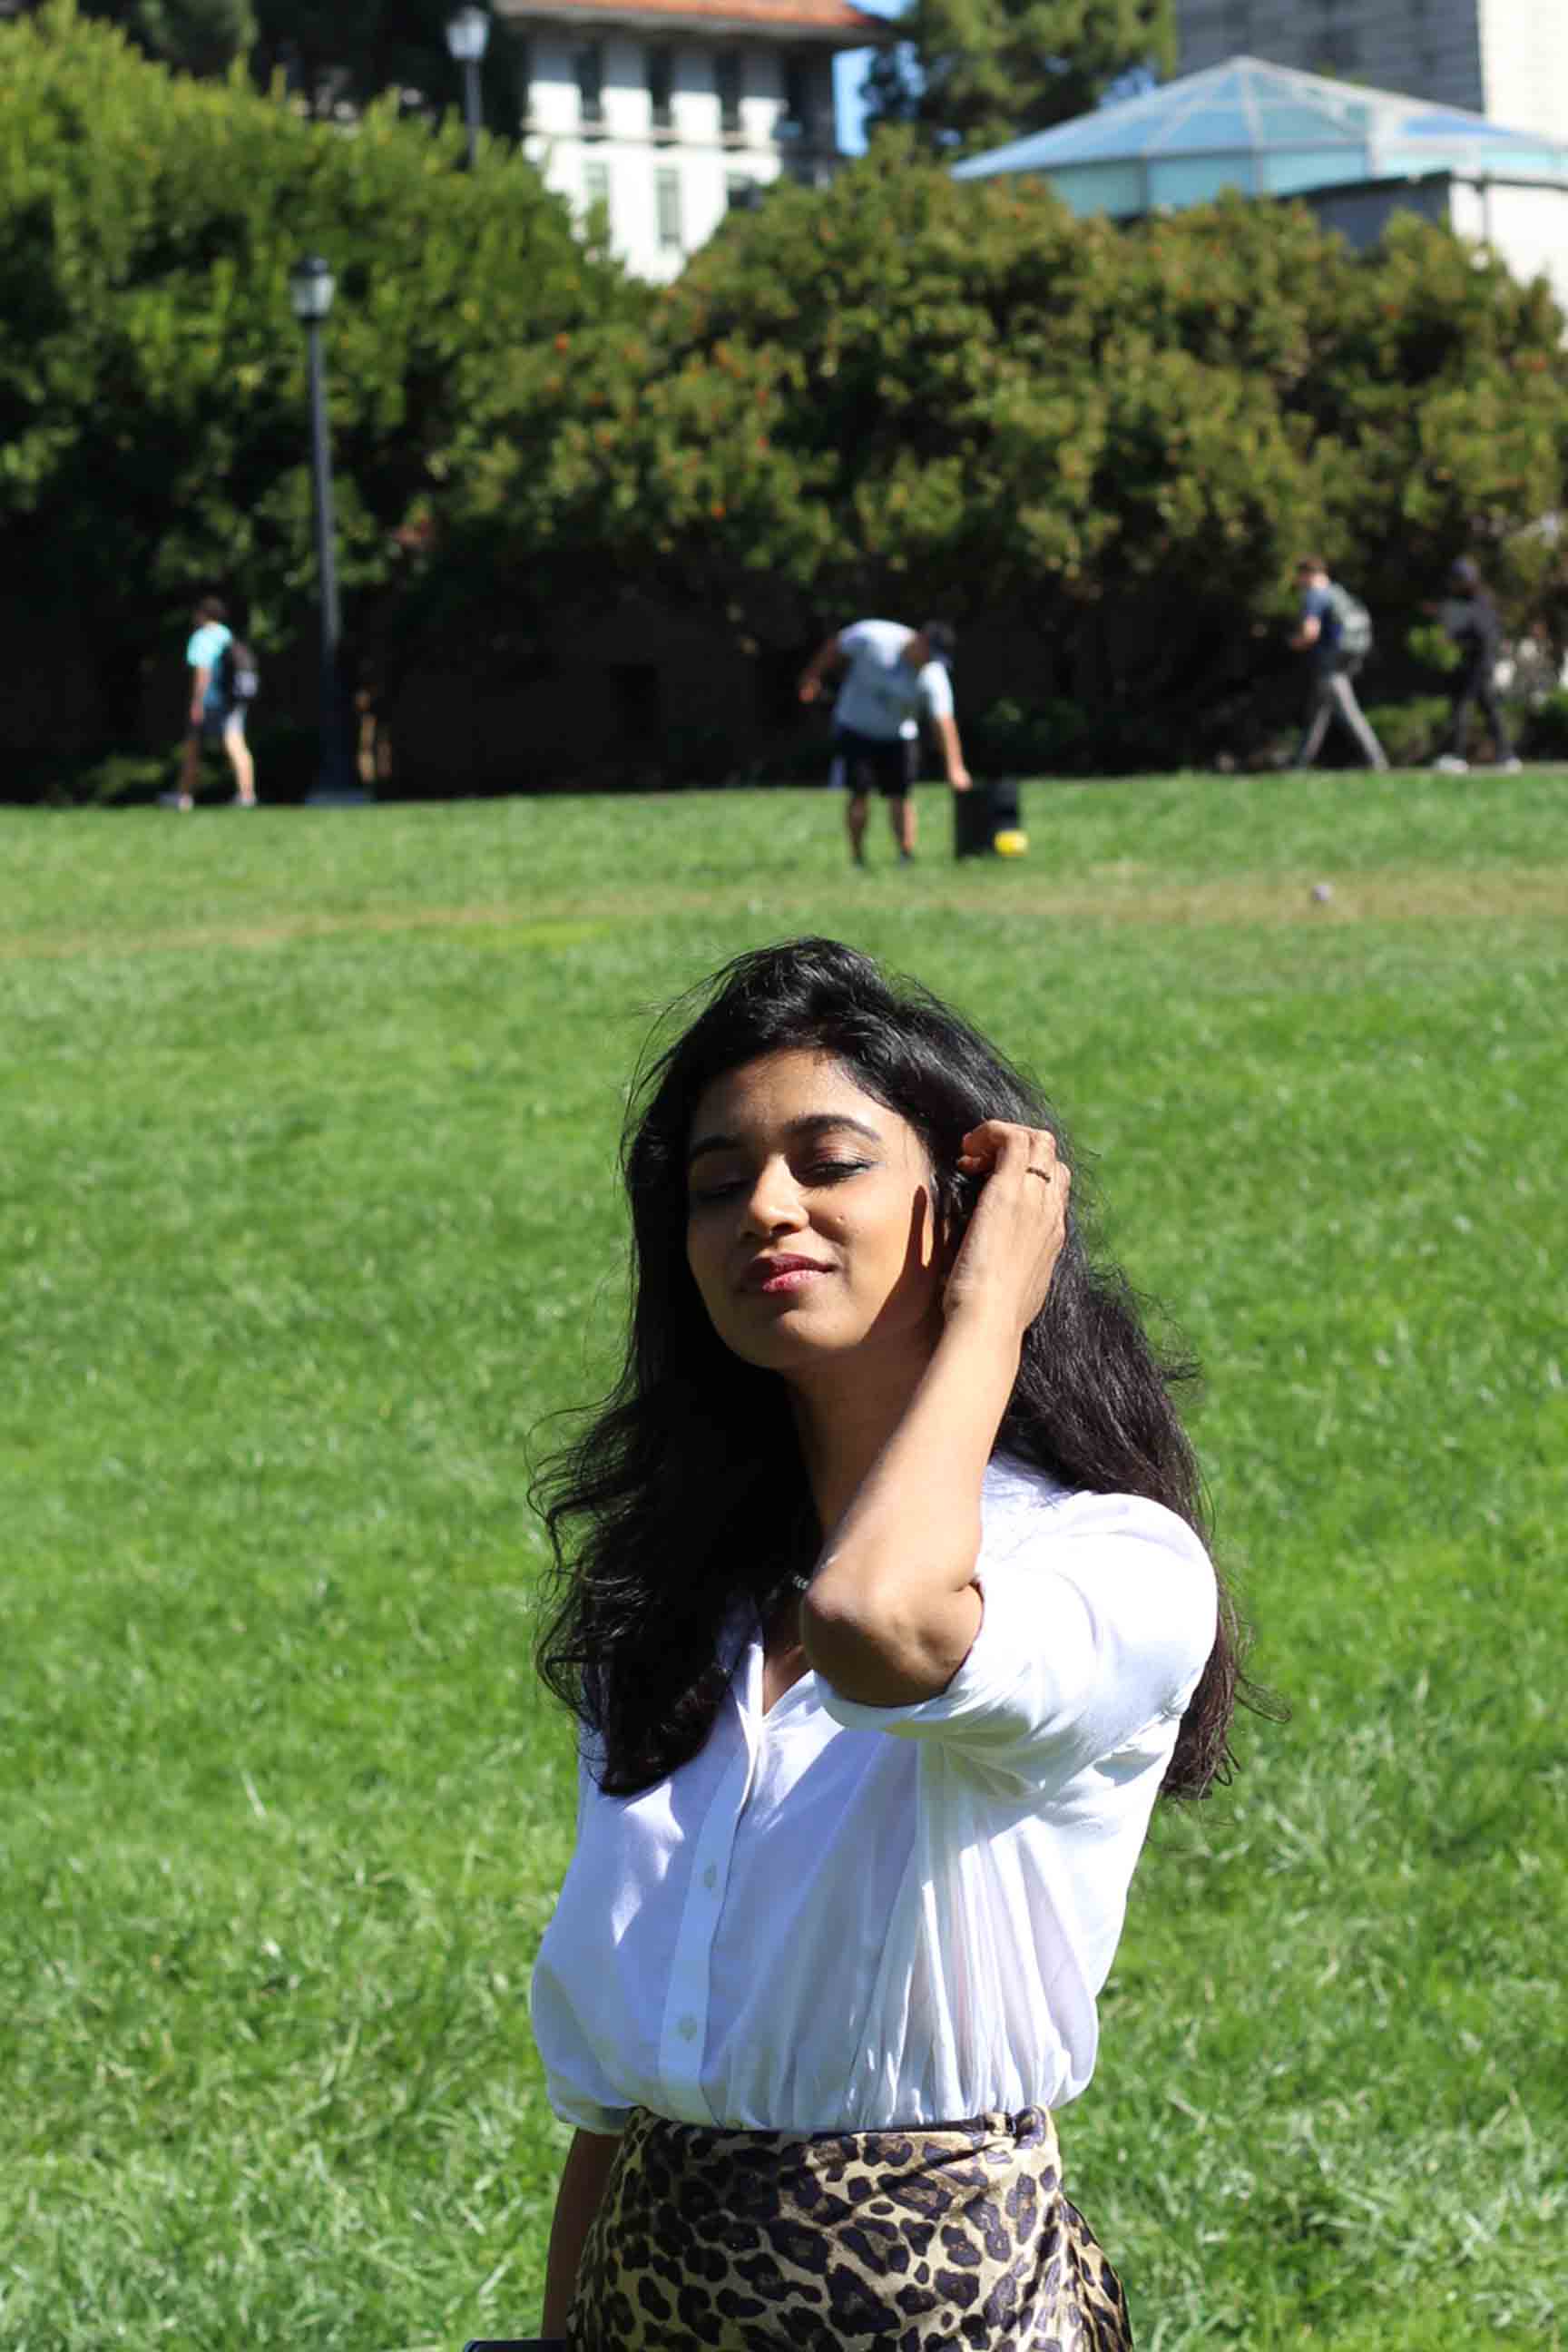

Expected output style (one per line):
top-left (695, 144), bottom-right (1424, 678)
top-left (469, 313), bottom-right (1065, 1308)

top-left (943, 1121), bottom-right (1070, 1339)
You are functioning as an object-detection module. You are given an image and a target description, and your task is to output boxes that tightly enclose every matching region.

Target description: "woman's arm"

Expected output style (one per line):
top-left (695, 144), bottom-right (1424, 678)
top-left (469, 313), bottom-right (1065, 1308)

top-left (540, 2127), bottom-right (622, 2338)
top-left (800, 1121), bottom-right (1069, 1706)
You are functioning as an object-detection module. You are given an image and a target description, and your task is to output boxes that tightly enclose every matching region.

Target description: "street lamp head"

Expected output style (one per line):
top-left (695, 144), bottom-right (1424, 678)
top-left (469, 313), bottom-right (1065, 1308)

top-left (289, 253), bottom-right (336, 324)
top-left (446, 5), bottom-right (491, 62)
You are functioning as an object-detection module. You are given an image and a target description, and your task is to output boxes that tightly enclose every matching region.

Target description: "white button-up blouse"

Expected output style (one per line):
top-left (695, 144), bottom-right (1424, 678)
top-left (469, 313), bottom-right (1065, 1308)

top-left (530, 1456), bottom-right (1218, 2136)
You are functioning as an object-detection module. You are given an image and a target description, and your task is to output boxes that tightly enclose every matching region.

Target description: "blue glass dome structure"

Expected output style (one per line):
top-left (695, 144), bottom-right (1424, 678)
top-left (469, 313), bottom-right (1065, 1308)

top-left (951, 54), bottom-right (1568, 218)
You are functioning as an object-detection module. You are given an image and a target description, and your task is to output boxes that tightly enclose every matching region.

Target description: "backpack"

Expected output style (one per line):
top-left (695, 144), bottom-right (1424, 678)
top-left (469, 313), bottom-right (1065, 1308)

top-left (215, 636), bottom-right (260, 705)
top-left (1326, 583), bottom-right (1374, 667)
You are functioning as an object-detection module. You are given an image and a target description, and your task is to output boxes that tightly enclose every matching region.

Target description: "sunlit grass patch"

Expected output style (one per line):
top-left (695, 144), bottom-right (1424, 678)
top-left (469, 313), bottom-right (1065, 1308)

top-left (2, 770), bottom-right (1563, 2348)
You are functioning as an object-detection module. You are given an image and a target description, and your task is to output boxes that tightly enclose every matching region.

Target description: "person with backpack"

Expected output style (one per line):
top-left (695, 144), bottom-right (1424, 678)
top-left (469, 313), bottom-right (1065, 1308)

top-left (1289, 557), bottom-right (1388, 773)
top-left (1428, 557), bottom-right (1523, 775)
top-left (162, 593), bottom-right (259, 809)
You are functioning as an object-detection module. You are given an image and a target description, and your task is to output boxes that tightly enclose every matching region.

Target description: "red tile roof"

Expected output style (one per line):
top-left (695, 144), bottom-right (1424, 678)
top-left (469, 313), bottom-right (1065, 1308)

top-left (502, 0), bottom-right (890, 36)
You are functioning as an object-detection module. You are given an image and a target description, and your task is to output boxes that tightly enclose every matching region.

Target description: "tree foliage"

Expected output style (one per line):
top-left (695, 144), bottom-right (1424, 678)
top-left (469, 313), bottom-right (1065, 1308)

top-left (862, 0), bottom-right (1175, 158)
top-left (0, 1), bottom-right (633, 745)
top-left (4, 0), bottom-right (526, 132)
top-left (5, 9), bottom-right (1567, 782)
top-left (469, 137), bottom-right (1568, 750)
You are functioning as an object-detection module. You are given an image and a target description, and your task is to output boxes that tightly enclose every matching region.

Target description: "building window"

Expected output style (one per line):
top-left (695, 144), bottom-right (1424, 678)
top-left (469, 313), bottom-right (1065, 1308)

top-left (575, 41), bottom-right (603, 130)
top-left (782, 52), bottom-right (809, 138)
top-left (781, 51), bottom-right (825, 148)
top-left (725, 172), bottom-right (760, 211)
top-left (514, 34), bottom-right (534, 125)
top-left (716, 51), bottom-right (743, 139)
top-left (655, 166), bottom-right (683, 252)
top-left (583, 159), bottom-right (611, 226)
top-left (647, 47), bottom-right (674, 134)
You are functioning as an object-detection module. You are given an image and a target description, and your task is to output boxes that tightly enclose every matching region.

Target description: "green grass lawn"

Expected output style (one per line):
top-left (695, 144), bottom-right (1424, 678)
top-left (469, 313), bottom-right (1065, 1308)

top-left (3, 769), bottom-right (1565, 2350)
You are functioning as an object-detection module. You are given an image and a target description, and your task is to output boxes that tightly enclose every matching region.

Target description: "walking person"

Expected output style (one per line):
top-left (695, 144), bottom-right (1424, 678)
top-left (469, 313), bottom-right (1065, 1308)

top-left (1429, 558), bottom-right (1523, 775)
top-left (1289, 558), bottom-right (1388, 772)
top-left (526, 936), bottom-right (1254, 2350)
top-left (162, 594), bottom-right (258, 810)
top-left (799, 619), bottom-right (971, 865)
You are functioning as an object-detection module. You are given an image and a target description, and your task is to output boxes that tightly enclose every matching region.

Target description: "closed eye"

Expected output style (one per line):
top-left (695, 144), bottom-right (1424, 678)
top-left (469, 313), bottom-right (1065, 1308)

top-left (687, 1158), bottom-right (874, 1210)
top-left (688, 1177), bottom-right (746, 1207)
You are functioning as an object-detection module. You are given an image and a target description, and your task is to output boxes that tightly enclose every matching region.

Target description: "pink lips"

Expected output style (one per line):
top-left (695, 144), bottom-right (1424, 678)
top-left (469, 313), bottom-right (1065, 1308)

top-left (742, 1253), bottom-right (832, 1296)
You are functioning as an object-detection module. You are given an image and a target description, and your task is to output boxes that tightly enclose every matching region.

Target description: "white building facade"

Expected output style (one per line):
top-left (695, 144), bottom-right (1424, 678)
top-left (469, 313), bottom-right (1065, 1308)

top-left (498, 0), bottom-right (887, 280)
top-left (1173, 0), bottom-right (1568, 144)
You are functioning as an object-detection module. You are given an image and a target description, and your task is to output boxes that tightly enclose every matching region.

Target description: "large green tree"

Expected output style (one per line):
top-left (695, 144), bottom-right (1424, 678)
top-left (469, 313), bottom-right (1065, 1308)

top-left (7, 12), bottom-right (1567, 784)
top-left (495, 144), bottom-right (1326, 675)
top-left (0, 1), bottom-right (632, 756)
top-left (862, 0), bottom-right (1175, 158)
top-left (468, 136), bottom-right (1568, 761)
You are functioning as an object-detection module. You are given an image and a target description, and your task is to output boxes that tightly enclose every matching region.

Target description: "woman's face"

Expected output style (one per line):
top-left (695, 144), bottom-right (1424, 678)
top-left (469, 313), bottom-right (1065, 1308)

top-left (685, 1049), bottom-right (945, 1381)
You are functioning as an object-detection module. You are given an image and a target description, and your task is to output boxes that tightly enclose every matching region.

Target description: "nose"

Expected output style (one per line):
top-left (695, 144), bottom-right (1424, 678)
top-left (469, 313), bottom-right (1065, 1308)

top-left (740, 1156), bottom-right (808, 1238)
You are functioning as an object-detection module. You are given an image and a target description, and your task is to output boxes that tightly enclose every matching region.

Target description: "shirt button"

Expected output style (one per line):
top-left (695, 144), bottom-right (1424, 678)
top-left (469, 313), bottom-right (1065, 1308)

top-left (702, 1864), bottom-right (719, 1890)
top-left (679, 2014), bottom-right (699, 2041)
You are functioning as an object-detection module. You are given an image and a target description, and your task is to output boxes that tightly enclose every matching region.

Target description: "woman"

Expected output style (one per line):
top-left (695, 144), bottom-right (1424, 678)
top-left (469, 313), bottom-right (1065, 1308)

top-left (529, 937), bottom-right (1250, 2350)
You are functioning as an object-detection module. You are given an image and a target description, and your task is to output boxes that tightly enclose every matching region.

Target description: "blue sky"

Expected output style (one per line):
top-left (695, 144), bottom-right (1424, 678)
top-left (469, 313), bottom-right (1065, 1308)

top-left (833, 1), bottom-right (901, 154)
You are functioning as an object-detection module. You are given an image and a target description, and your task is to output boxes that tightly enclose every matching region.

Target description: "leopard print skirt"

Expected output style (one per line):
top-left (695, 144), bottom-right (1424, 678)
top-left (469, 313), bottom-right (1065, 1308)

top-left (567, 2103), bottom-right (1133, 2351)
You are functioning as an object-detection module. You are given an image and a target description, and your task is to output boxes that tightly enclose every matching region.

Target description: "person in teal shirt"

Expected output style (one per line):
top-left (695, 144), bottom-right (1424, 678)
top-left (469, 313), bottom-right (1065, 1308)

top-left (162, 594), bottom-right (258, 809)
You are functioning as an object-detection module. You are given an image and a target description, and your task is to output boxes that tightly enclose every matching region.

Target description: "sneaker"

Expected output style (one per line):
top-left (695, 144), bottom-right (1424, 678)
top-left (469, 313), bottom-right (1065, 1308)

top-left (899, 850), bottom-right (916, 866)
top-left (229, 794), bottom-right (260, 808)
top-left (1432, 755), bottom-right (1468, 774)
top-left (157, 791), bottom-right (193, 810)
top-left (1495, 756), bottom-right (1523, 774)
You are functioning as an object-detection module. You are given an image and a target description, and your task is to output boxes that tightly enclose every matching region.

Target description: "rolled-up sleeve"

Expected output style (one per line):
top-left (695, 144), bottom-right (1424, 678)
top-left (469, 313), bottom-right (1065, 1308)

top-left (818, 1489), bottom-right (1217, 1783)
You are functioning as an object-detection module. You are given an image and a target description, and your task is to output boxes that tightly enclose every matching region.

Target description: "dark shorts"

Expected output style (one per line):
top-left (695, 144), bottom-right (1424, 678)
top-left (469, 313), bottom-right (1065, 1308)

top-left (831, 725), bottom-right (917, 799)
top-left (194, 704), bottom-right (244, 743)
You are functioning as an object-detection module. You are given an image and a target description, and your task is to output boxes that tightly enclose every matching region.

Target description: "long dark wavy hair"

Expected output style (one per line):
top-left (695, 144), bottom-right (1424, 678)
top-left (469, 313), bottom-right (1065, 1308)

top-left (535, 937), bottom-right (1255, 1801)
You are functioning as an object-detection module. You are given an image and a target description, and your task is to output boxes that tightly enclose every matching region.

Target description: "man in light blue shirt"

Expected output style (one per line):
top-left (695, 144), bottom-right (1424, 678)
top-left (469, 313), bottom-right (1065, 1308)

top-left (162, 594), bottom-right (258, 809)
top-left (799, 619), bottom-right (971, 867)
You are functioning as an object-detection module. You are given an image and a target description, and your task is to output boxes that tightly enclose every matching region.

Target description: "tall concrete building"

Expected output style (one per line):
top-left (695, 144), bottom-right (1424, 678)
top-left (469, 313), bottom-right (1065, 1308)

top-left (1173, 1), bottom-right (1568, 144)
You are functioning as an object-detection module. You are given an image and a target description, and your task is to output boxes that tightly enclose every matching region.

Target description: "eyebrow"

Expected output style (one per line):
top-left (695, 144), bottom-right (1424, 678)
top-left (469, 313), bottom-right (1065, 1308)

top-left (687, 1111), bottom-right (884, 1168)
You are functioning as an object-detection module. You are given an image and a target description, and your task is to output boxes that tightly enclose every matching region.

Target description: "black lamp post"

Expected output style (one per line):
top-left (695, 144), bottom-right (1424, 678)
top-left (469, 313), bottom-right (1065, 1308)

top-left (288, 254), bottom-right (363, 805)
top-left (446, 6), bottom-right (491, 170)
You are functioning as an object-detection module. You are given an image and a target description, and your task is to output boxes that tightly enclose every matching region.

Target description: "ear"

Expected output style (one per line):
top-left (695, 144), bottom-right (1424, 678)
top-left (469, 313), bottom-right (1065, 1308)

top-left (932, 1164), bottom-right (977, 1269)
